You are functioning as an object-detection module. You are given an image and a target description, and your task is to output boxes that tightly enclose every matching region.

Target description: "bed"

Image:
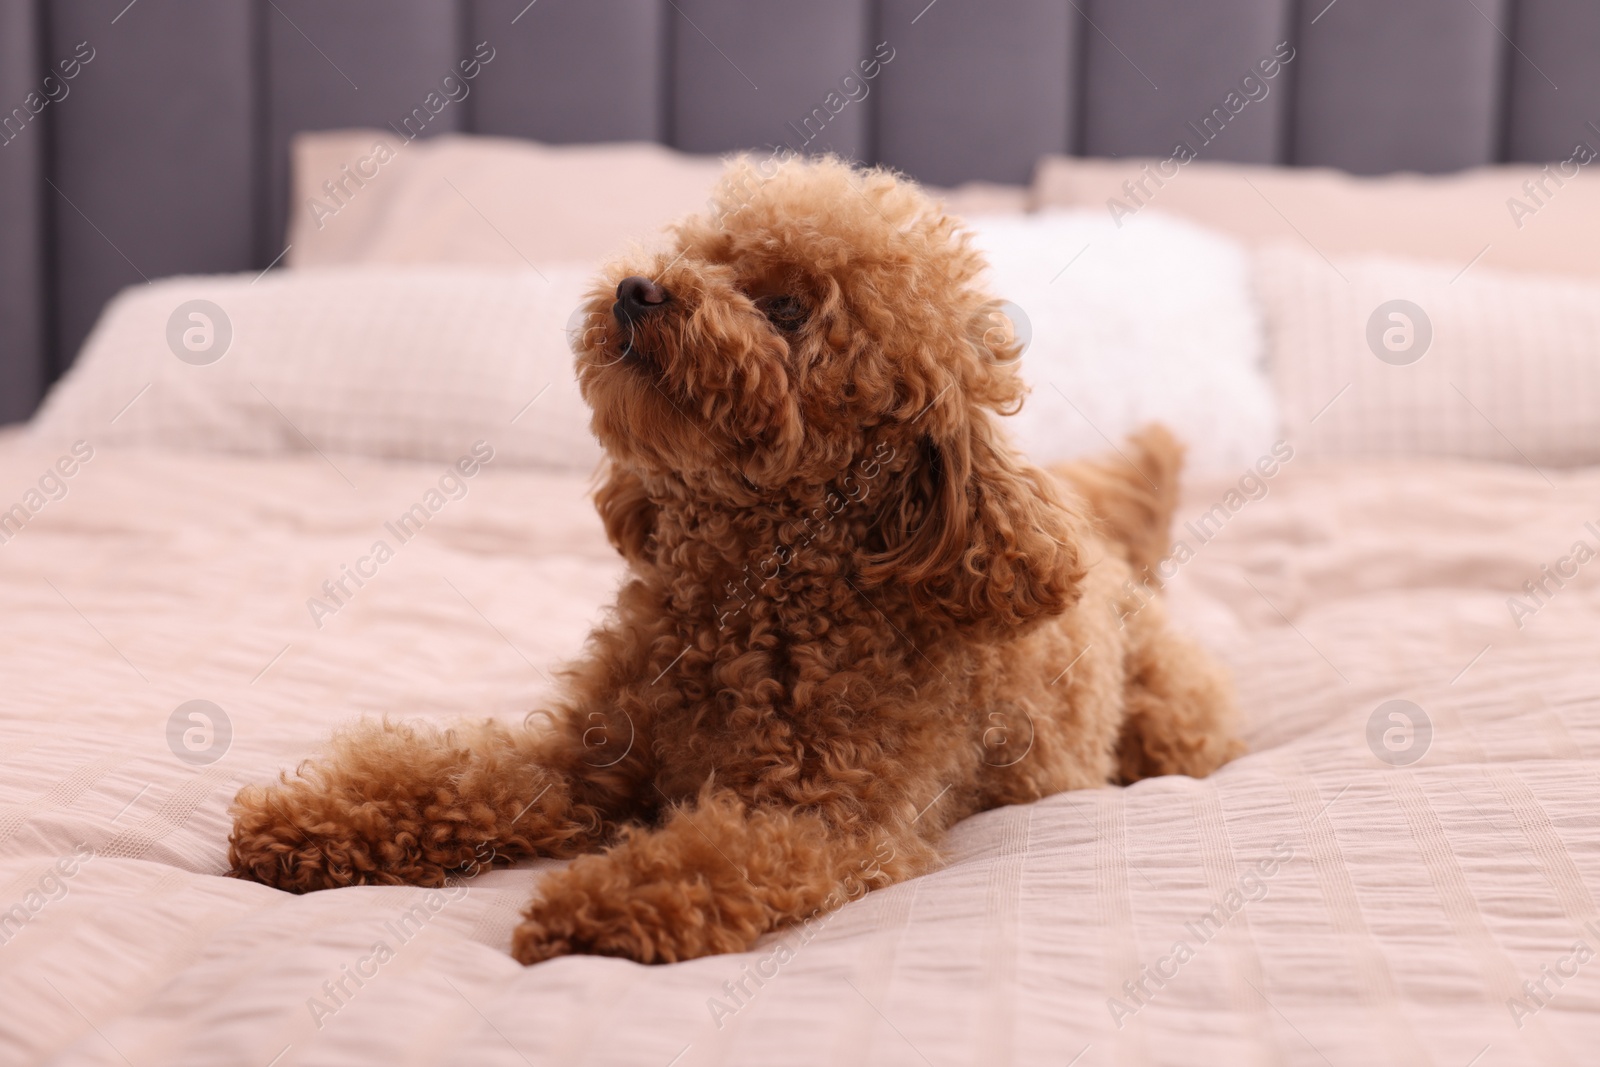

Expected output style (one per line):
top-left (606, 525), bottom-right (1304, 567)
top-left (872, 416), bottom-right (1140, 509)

top-left (5, 3), bottom-right (1600, 1065)
top-left (4, 442), bottom-right (1600, 1065)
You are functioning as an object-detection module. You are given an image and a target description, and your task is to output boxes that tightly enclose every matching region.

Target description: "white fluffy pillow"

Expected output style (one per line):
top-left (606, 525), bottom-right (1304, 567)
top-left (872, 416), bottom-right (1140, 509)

top-left (1256, 244), bottom-right (1600, 467)
top-left (29, 265), bottom-right (604, 471)
top-left (967, 210), bottom-right (1280, 480)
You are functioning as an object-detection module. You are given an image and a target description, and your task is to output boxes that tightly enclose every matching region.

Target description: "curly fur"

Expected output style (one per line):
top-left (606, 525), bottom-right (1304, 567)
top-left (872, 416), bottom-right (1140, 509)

top-left (229, 156), bottom-right (1243, 964)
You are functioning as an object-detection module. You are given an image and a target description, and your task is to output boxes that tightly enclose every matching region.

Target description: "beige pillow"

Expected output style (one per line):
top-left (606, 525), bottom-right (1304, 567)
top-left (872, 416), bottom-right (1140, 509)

top-left (934, 180), bottom-right (1030, 218)
top-left (288, 131), bottom-right (1030, 270)
top-left (1255, 244), bottom-right (1600, 467)
top-left (31, 265), bottom-right (604, 471)
top-left (286, 131), bottom-right (729, 269)
top-left (1034, 155), bottom-right (1600, 279)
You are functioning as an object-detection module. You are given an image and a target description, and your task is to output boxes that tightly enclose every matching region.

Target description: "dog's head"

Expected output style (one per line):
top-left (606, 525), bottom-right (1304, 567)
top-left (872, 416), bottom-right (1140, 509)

top-left (574, 155), bottom-right (1085, 633)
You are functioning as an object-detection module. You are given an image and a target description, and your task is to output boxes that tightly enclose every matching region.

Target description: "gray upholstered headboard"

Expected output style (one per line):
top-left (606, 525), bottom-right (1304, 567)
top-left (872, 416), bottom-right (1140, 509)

top-left (2, 0), bottom-right (1596, 424)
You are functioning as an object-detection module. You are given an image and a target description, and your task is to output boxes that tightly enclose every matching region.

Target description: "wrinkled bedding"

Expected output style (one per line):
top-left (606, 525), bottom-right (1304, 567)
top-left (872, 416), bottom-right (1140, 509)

top-left (2, 437), bottom-right (1598, 1066)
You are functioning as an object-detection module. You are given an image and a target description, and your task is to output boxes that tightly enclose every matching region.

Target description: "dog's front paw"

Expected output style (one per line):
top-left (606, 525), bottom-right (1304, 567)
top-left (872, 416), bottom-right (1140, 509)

top-left (511, 857), bottom-right (752, 965)
top-left (509, 914), bottom-right (580, 965)
top-left (228, 782), bottom-right (456, 892)
top-left (510, 871), bottom-right (657, 965)
top-left (510, 900), bottom-right (677, 965)
top-left (229, 783), bottom-right (363, 891)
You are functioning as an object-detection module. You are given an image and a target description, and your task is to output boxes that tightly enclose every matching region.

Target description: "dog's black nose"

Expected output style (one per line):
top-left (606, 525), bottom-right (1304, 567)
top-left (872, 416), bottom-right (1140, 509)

top-left (615, 276), bottom-right (668, 320)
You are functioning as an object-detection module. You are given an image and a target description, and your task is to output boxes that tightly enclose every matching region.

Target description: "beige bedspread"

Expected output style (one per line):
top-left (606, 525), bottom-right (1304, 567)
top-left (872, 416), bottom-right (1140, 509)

top-left (1, 439), bottom-right (1598, 1066)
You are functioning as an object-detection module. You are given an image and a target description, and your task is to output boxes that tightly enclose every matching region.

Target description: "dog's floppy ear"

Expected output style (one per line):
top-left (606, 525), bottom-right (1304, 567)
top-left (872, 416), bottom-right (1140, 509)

top-left (861, 416), bottom-right (1086, 633)
top-left (594, 461), bottom-right (657, 563)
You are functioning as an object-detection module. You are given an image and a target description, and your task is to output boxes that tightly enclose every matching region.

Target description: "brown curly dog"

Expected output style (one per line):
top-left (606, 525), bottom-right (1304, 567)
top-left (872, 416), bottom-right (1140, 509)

top-left (229, 156), bottom-right (1243, 964)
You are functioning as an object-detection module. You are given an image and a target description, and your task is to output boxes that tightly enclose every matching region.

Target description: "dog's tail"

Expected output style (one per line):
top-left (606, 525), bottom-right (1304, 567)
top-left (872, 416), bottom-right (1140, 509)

top-left (1048, 424), bottom-right (1183, 579)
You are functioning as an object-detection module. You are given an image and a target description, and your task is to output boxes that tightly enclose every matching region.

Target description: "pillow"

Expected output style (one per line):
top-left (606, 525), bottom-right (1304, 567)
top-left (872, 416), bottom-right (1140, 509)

top-left (1255, 244), bottom-right (1600, 467)
top-left (934, 180), bottom-right (1031, 219)
top-left (29, 266), bottom-right (604, 471)
top-left (1033, 155), bottom-right (1600, 279)
top-left (288, 130), bottom-right (1030, 270)
top-left (286, 131), bottom-right (727, 269)
top-left (969, 210), bottom-right (1279, 480)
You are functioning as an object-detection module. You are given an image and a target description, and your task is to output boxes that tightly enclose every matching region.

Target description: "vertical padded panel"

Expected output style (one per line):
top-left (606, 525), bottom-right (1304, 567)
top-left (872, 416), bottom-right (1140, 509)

top-left (0, 0), bottom-right (45, 419)
top-left (1506, 0), bottom-right (1600, 162)
top-left (670, 0), bottom-right (868, 159)
top-left (50, 0), bottom-right (254, 371)
top-left (1079, 0), bottom-right (1291, 164)
top-left (470, 0), bottom-right (663, 144)
top-left (876, 0), bottom-right (1075, 187)
top-left (266, 0), bottom-right (461, 252)
top-left (1292, 0), bottom-right (1509, 174)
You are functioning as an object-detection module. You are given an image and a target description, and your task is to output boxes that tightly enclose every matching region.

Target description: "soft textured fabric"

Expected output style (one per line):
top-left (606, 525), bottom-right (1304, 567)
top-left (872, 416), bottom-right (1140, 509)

top-left (286, 130), bottom-right (1030, 272)
top-left (1033, 155), bottom-right (1600, 279)
top-left (1, 438), bottom-right (1597, 1065)
top-left (968, 210), bottom-right (1279, 480)
top-left (1255, 244), bottom-right (1600, 467)
top-left (27, 266), bottom-right (606, 473)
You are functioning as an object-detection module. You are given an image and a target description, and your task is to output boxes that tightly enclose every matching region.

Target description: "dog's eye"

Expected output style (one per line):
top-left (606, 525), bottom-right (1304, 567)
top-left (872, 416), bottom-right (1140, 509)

top-left (756, 295), bottom-right (807, 332)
